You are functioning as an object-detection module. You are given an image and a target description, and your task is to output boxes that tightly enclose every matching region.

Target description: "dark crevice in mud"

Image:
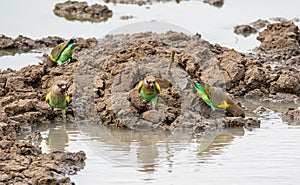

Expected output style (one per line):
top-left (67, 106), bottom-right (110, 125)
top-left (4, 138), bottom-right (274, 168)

top-left (0, 20), bottom-right (300, 183)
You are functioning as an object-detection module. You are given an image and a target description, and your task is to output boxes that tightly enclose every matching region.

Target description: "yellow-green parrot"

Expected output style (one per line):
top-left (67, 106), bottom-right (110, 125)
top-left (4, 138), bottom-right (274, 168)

top-left (192, 78), bottom-right (245, 117)
top-left (49, 39), bottom-right (77, 65)
top-left (137, 75), bottom-right (161, 110)
top-left (46, 80), bottom-right (70, 115)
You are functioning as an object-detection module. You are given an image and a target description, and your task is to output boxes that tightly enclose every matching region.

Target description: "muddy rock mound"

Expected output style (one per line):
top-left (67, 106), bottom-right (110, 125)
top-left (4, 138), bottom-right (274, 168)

top-left (250, 19), bottom-right (269, 30)
top-left (256, 20), bottom-right (300, 56)
top-left (0, 34), bottom-right (64, 52)
top-left (234, 25), bottom-right (257, 37)
top-left (203, 0), bottom-right (224, 8)
top-left (68, 31), bottom-right (260, 131)
top-left (216, 48), bottom-right (300, 100)
top-left (104, 0), bottom-right (176, 6)
top-left (54, 1), bottom-right (113, 22)
top-left (233, 19), bottom-right (269, 37)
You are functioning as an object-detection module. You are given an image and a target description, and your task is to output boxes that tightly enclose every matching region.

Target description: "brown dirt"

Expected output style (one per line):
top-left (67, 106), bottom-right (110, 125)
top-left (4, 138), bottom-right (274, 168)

top-left (54, 1), bottom-right (113, 22)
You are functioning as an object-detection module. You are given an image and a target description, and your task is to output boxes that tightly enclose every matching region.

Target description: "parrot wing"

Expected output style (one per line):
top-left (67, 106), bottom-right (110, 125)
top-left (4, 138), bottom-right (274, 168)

top-left (137, 80), bottom-right (144, 93)
top-left (194, 81), bottom-right (214, 109)
top-left (66, 94), bottom-right (71, 105)
top-left (50, 39), bottom-right (72, 62)
top-left (46, 92), bottom-right (51, 103)
top-left (216, 100), bottom-right (230, 109)
top-left (155, 82), bottom-right (161, 93)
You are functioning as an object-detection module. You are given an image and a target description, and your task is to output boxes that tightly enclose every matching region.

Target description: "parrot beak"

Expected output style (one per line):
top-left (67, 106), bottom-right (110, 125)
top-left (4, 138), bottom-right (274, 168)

top-left (150, 82), bottom-right (155, 89)
top-left (61, 84), bottom-right (67, 90)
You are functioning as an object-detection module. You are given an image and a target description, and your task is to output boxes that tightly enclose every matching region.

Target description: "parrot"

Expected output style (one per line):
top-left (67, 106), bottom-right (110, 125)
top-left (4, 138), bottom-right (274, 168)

top-left (49, 39), bottom-right (77, 65)
top-left (46, 80), bottom-right (70, 115)
top-left (192, 78), bottom-right (245, 117)
top-left (137, 75), bottom-right (161, 110)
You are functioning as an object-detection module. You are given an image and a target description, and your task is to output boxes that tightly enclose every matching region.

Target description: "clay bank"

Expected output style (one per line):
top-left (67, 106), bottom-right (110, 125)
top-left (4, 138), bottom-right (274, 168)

top-left (0, 20), bottom-right (300, 183)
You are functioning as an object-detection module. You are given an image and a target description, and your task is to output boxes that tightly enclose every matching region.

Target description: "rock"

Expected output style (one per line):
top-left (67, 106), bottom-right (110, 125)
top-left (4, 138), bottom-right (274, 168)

top-left (120, 15), bottom-right (134, 20)
top-left (53, 1), bottom-right (113, 22)
top-left (269, 71), bottom-right (300, 95)
top-left (244, 66), bottom-right (266, 89)
top-left (250, 19), bottom-right (270, 30)
top-left (0, 35), bottom-right (14, 49)
top-left (0, 34), bottom-right (65, 52)
top-left (256, 20), bottom-right (300, 56)
top-left (203, 0), bottom-right (224, 8)
top-left (4, 99), bottom-right (35, 117)
top-left (244, 89), bottom-right (266, 99)
top-left (217, 49), bottom-right (245, 89)
top-left (222, 117), bottom-right (260, 128)
top-left (234, 25), bottom-right (257, 37)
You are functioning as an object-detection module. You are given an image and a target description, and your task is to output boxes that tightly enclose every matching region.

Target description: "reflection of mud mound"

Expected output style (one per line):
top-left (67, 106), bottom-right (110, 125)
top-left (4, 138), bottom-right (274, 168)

top-left (54, 1), bottom-right (113, 22)
top-left (282, 108), bottom-right (300, 125)
top-left (0, 122), bottom-right (85, 184)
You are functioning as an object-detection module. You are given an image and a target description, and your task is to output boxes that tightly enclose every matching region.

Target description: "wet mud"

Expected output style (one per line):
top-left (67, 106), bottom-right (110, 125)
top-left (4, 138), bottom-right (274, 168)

top-left (0, 20), bottom-right (300, 183)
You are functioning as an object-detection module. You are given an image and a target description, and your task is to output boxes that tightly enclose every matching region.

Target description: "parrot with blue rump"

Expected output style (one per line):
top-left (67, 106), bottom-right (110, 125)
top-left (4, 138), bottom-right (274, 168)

top-left (49, 39), bottom-right (77, 65)
top-left (137, 75), bottom-right (161, 110)
top-left (46, 80), bottom-right (70, 115)
top-left (192, 78), bottom-right (245, 117)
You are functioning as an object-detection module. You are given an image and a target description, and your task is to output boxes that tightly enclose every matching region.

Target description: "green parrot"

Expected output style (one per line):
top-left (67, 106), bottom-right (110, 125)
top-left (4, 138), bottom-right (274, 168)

top-left (46, 80), bottom-right (70, 115)
top-left (49, 39), bottom-right (77, 65)
top-left (192, 78), bottom-right (245, 117)
top-left (137, 75), bottom-right (161, 110)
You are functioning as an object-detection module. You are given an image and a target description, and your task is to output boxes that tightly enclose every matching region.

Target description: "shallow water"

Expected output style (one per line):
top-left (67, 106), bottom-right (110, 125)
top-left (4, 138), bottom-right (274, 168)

top-left (1, 0), bottom-right (300, 70)
top-left (35, 100), bottom-right (300, 185)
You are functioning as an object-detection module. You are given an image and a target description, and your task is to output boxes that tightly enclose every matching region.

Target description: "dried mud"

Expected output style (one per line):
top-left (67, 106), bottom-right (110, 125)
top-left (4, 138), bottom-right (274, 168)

top-left (1, 20), bottom-right (300, 183)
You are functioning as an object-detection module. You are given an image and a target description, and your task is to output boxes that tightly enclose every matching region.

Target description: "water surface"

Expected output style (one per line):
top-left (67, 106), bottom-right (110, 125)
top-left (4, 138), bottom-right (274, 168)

top-left (36, 100), bottom-right (300, 185)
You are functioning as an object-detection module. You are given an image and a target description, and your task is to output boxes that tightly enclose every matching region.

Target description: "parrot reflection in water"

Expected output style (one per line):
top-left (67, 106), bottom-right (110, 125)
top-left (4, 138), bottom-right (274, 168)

top-left (137, 75), bottom-right (161, 110)
top-left (192, 78), bottom-right (245, 117)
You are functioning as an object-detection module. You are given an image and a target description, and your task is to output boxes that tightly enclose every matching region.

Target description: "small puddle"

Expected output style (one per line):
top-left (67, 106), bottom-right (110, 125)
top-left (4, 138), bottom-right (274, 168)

top-left (0, 52), bottom-right (42, 70)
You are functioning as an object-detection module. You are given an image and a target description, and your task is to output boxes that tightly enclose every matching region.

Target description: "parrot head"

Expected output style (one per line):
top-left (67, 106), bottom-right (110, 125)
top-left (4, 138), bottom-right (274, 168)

top-left (144, 75), bottom-right (156, 90)
top-left (54, 80), bottom-right (68, 93)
